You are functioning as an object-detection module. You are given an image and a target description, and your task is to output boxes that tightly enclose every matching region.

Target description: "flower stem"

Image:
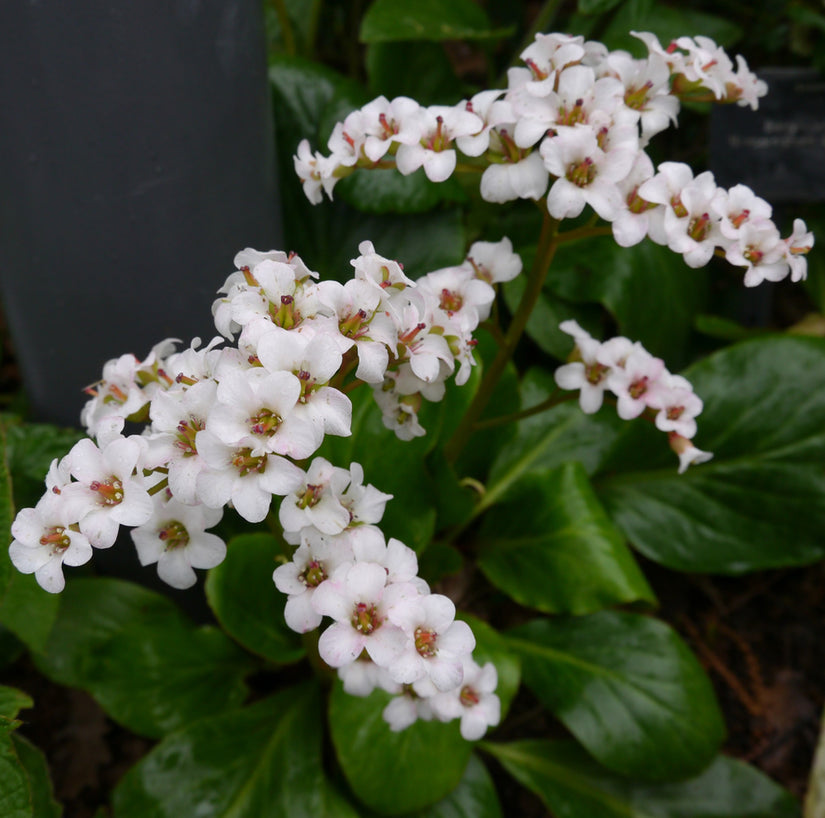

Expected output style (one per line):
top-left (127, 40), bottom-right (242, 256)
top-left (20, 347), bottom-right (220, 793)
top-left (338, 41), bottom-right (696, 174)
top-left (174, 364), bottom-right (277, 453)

top-left (472, 389), bottom-right (577, 431)
top-left (443, 212), bottom-right (560, 463)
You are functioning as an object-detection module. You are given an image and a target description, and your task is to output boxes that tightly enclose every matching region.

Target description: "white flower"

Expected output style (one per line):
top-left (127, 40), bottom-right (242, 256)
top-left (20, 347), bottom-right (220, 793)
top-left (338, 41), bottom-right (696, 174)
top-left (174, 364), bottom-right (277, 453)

top-left (9, 495), bottom-right (93, 593)
top-left (131, 496), bottom-right (225, 589)
top-left (430, 657), bottom-right (500, 740)
top-left (313, 562), bottom-right (415, 669)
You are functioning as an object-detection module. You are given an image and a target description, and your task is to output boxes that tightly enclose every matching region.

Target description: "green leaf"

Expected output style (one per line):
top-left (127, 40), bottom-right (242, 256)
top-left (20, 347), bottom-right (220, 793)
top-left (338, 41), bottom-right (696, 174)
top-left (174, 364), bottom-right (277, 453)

top-left (336, 168), bottom-right (466, 215)
top-left (485, 368), bottom-right (625, 499)
top-left (486, 740), bottom-right (799, 817)
top-left (457, 614), bottom-right (520, 720)
top-left (205, 533), bottom-right (304, 664)
top-left (477, 463), bottom-right (655, 615)
top-left (597, 336), bottom-right (825, 572)
top-left (0, 572), bottom-right (60, 653)
top-left (366, 42), bottom-right (465, 106)
top-left (35, 578), bottom-right (255, 738)
top-left (405, 754), bottom-right (502, 818)
top-left (508, 612), bottom-right (725, 781)
top-left (0, 736), bottom-right (31, 818)
top-left (11, 735), bottom-right (61, 818)
top-left (578, 0), bottom-right (626, 16)
top-left (0, 687), bottom-right (32, 722)
top-left (360, 0), bottom-right (509, 43)
top-left (329, 681), bottom-right (472, 814)
top-left (545, 235), bottom-right (709, 369)
top-left (113, 683), bottom-right (359, 818)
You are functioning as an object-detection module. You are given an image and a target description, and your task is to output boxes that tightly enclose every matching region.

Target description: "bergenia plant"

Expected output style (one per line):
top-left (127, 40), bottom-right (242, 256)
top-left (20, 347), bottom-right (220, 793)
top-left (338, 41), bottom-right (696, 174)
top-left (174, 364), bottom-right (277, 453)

top-left (4, 18), bottom-right (821, 818)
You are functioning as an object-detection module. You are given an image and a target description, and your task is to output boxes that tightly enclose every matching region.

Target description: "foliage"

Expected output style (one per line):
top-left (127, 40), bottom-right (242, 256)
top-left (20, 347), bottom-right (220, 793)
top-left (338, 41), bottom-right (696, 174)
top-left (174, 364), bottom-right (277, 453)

top-left (4, 1), bottom-right (824, 816)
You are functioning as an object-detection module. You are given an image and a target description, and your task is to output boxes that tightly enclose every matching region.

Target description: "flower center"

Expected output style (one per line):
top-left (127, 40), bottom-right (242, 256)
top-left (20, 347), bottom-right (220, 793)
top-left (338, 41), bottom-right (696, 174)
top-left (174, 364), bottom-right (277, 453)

top-left (40, 525), bottom-right (70, 555)
top-left (300, 559), bottom-right (327, 588)
top-left (439, 289), bottom-right (463, 315)
top-left (297, 483), bottom-right (324, 509)
top-left (90, 477), bottom-right (124, 506)
top-left (628, 377), bottom-right (649, 400)
top-left (460, 685), bottom-right (480, 707)
top-left (249, 408), bottom-right (282, 437)
top-left (158, 520), bottom-right (190, 550)
top-left (567, 157), bottom-right (595, 188)
top-left (585, 361), bottom-right (609, 385)
top-left (414, 627), bottom-right (439, 658)
top-left (231, 448), bottom-right (267, 477)
top-left (351, 602), bottom-right (381, 634)
top-left (175, 417), bottom-right (204, 456)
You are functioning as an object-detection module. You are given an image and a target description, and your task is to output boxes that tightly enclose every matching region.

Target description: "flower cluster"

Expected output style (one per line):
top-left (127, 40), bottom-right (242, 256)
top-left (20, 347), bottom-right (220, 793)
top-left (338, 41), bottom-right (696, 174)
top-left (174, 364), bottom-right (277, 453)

top-left (9, 244), bottom-right (506, 738)
top-left (555, 320), bottom-right (711, 472)
top-left (273, 457), bottom-right (500, 740)
top-left (295, 31), bottom-right (812, 287)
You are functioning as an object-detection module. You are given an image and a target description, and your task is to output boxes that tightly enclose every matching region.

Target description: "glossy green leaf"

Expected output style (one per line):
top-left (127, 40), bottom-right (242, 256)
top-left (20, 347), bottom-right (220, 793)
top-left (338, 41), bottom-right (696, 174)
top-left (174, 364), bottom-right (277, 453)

top-left (11, 735), bottom-right (61, 818)
top-left (484, 740), bottom-right (799, 818)
top-left (113, 683), bottom-right (358, 818)
top-left (597, 336), bottom-right (825, 572)
top-left (329, 681), bottom-right (472, 814)
top-left (0, 572), bottom-right (60, 653)
top-left (360, 0), bottom-right (509, 43)
top-left (477, 463), bottom-right (655, 614)
top-left (205, 533), bottom-right (304, 664)
top-left (457, 614), bottom-right (520, 720)
top-left (508, 612), bottom-right (725, 780)
top-left (405, 754), bottom-right (502, 818)
top-left (608, 6), bottom-right (742, 54)
top-left (366, 42), bottom-right (465, 106)
top-left (35, 578), bottom-right (255, 738)
top-left (545, 234), bottom-right (708, 369)
top-left (484, 368), bottom-right (625, 500)
top-left (337, 168), bottom-right (465, 215)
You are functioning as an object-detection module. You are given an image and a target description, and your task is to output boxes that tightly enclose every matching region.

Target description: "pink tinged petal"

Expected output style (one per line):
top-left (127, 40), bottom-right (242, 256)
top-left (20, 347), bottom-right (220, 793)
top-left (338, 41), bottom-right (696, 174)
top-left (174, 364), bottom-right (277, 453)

top-left (388, 649), bottom-right (426, 684)
top-left (365, 623), bottom-right (407, 666)
top-left (157, 549), bottom-right (198, 589)
top-left (311, 578), bottom-right (353, 622)
top-left (186, 533), bottom-right (227, 570)
top-left (395, 144), bottom-right (426, 175)
top-left (383, 697), bottom-right (419, 731)
top-left (35, 558), bottom-right (66, 594)
top-left (385, 538), bottom-right (418, 582)
top-left (438, 620), bottom-right (476, 655)
top-left (284, 592), bottom-right (323, 633)
top-left (423, 594), bottom-right (457, 632)
top-left (429, 657), bottom-right (464, 691)
top-left (346, 562), bottom-right (388, 601)
top-left (460, 706), bottom-right (496, 741)
top-left (68, 438), bottom-right (105, 482)
top-left (351, 526), bottom-right (387, 563)
top-left (354, 342), bottom-right (389, 384)
top-left (319, 621), bottom-right (364, 667)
